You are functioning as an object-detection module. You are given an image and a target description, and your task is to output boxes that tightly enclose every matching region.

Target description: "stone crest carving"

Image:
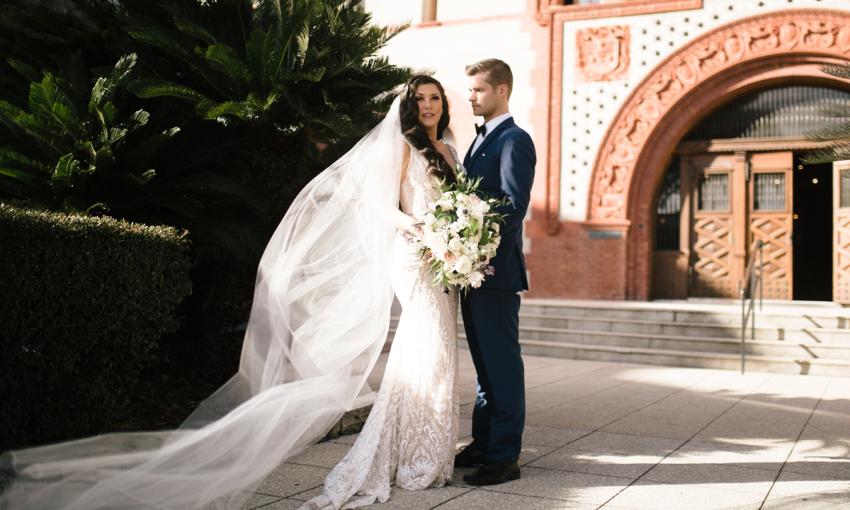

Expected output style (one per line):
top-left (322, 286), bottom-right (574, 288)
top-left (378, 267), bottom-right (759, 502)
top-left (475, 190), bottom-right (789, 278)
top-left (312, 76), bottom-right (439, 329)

top-left (577, 26), bottom-right (630, 81)
top-left (589, 11), bottom-right (850, 220)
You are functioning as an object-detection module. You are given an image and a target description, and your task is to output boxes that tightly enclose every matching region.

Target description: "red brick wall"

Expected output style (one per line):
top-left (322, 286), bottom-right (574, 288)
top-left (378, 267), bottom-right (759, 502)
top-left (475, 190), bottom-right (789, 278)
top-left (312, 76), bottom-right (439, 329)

top-left (525, 219), bottom-right (629, 299)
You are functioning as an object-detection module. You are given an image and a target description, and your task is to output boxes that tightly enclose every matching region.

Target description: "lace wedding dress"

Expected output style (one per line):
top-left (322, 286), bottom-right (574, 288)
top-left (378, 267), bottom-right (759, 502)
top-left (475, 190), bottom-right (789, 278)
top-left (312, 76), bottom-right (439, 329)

top-left (0, 98), bottom-right (455, 510)
top-left (300, 145), bottom-right (461, 509)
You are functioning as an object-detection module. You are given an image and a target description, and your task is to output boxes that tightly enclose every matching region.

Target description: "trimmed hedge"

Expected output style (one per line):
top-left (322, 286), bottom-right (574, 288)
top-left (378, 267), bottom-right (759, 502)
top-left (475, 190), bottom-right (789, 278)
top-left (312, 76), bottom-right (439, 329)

top-left (0, 203), bottom-right (192, 450)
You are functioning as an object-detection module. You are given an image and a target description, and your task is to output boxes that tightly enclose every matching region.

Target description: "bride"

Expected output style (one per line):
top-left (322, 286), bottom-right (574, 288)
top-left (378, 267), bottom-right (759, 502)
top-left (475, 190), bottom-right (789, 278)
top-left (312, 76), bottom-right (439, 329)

top-left (300, 74), bottom-right (461, 509)
top-left (0, 74), bottom-right (463, 510)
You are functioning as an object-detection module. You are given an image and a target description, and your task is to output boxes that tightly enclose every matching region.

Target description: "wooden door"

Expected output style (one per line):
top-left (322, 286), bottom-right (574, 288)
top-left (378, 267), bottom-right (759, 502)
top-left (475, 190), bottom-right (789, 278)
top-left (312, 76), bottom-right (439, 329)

top-left (652, 158), bottom-right (688, 299)
top-left (748, 152), bottom-right (794, 300)
top-left (687, 154), bottom-right (739, 298)
top-left (835, 160), bottom-right (850, 304)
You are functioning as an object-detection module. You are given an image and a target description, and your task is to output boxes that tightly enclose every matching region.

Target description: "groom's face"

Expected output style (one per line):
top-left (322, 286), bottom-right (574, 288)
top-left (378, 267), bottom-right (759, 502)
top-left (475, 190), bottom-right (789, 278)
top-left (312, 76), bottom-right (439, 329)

top-left (468, 72), bottom-right (500, 119)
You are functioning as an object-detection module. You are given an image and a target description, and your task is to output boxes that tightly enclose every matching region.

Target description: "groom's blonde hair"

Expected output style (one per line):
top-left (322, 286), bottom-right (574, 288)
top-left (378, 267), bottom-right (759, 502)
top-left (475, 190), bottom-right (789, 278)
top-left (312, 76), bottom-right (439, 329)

top-left (465, 59), bottom-right (513, 98)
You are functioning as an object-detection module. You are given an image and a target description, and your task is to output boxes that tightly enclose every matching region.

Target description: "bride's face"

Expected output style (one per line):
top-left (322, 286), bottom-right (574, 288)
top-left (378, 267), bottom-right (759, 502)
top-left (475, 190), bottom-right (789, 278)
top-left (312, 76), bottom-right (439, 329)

top-left (414, 83), bottom-right (443, 131)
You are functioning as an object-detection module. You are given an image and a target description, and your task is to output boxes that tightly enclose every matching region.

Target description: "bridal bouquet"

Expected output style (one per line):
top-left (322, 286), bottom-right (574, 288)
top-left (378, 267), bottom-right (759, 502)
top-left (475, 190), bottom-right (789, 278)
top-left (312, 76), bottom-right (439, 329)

top-left (416, 170), bottom-right (506, 292)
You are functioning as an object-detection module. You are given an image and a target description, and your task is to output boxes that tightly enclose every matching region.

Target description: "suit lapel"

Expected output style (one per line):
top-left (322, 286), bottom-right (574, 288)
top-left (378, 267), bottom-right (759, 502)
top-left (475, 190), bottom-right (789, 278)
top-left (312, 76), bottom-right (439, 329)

top-left (466, 118), bottom-right (516, 172)
top-left (462, 143), bottom-right (474, 169)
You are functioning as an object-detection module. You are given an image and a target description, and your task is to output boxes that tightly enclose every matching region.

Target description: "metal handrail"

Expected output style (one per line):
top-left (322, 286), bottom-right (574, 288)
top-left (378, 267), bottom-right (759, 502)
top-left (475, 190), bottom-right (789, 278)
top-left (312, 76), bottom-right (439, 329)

top-left (739, 240), bottom-right (765, 374)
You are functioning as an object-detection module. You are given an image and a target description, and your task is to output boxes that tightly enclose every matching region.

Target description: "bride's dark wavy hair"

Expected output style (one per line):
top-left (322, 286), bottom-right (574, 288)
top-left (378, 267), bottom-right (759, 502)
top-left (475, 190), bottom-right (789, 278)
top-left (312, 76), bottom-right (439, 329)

top-left (399, 74), bottom-right (456, 184)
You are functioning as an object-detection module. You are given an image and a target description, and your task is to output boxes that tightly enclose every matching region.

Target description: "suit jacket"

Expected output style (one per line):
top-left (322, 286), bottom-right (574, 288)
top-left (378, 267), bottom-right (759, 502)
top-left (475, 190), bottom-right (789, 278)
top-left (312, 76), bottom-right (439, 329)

top-left (463, 117), bottom-right (536, 292)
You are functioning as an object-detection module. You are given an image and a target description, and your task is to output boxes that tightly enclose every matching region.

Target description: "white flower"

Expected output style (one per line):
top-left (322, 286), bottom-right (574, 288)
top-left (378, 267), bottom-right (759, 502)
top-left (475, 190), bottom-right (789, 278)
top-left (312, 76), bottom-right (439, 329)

top-left (423, 213), bottom-right (437, 226)
top-left (426, 234), bottom-right (447, 260)
top-left (447, 237), bottom-right (464, 253)
top-left (450, 219), bottom-right (467, 232)
top-left (468, 271), bottom-right (485, 288)
top-left (453, 256), bottom-right (473, 275)
top-left (435, 198), bottom-right (454, 210)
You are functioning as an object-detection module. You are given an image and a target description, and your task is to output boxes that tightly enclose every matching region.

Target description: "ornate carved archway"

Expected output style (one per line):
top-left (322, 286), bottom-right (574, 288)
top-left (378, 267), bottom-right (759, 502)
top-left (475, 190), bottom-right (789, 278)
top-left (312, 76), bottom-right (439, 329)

top-left (586, 9), bottom-right (850, 299)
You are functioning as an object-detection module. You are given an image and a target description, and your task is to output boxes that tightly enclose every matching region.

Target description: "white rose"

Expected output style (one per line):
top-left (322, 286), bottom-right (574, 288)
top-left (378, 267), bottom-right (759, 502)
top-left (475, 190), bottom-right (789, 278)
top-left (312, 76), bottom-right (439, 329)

top-left (468, 271), bottom-right (485, 288)
top-left (453, 256), bottom-right (473, 275)
top-left (427, 234), bottom-right (447, 260)
top-left (448, 237), bottom-right (464, 253)
top-left (435, 198), bottom-right (453, 210)
top-left (423, 213), bottom-right (436, 226)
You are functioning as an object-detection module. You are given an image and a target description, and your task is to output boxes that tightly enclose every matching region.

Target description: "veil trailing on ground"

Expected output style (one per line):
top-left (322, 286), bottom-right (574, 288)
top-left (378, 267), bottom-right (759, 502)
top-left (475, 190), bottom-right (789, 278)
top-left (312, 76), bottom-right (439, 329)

top-left (0, 98), bottom-right (406, 509)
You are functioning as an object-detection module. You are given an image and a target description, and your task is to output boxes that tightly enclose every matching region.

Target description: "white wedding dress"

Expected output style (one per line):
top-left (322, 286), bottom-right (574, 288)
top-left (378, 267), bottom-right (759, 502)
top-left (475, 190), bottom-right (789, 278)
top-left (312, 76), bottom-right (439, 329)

top-left (0, 98), bottom-right (459, 510)
top-left (301, 145), bottom-right (461, 509)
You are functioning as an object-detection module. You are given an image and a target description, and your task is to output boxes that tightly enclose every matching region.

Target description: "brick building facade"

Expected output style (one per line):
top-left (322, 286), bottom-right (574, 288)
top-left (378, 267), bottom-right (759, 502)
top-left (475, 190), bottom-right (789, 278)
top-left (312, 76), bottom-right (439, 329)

top-left (365, 0), bottom-right (850, 303)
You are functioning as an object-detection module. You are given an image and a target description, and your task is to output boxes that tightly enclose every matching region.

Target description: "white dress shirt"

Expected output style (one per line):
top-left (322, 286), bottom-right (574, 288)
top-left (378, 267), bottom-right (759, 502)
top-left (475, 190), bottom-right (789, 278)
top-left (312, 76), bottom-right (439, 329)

top-left (471, 112), bottom-right (513, 156)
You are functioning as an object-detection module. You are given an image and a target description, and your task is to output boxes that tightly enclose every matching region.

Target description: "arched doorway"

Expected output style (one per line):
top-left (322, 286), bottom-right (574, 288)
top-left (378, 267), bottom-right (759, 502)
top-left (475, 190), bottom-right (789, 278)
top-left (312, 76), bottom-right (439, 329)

top-left (652, 85), bottom-right (850, 301)
top-left (586, 9), bottom-right (850, 301)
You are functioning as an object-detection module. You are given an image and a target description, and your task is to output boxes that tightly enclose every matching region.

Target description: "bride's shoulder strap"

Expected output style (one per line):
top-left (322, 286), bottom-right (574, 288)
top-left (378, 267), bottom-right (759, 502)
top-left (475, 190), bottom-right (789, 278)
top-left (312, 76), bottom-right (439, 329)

top-left (400, 141), bottom-right (411, 184)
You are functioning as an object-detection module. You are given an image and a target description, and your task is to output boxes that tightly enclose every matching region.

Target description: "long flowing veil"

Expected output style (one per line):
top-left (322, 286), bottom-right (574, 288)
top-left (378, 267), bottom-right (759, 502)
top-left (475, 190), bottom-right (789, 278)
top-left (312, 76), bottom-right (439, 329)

top-left (0, 97), bottom-right (406, 510)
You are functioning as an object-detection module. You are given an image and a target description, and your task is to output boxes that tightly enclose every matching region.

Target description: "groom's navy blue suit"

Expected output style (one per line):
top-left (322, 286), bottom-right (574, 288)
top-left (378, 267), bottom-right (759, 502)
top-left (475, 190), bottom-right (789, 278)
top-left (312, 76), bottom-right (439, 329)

top-left (461, 116), bottom-right (535, 463)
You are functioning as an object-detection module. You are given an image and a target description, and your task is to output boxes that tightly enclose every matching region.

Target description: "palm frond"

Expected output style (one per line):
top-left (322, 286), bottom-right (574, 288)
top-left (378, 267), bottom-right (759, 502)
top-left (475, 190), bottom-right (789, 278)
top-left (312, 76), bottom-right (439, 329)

top-left (821, 64), bottom-right (850, 80)
top-left (801, 141), bottom-right (850, 163)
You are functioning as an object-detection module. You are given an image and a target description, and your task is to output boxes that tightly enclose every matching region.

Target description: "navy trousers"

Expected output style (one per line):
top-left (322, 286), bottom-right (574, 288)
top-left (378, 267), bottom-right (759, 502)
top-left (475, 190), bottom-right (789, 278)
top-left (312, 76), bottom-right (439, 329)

top-left (460, 288), bottom-right (525, 462)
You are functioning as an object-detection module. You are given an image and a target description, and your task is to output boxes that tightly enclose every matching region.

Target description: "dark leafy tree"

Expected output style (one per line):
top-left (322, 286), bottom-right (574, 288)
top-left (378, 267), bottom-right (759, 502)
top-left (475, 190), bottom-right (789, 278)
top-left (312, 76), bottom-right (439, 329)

top-left (0, 0), bottom-right (411, 377)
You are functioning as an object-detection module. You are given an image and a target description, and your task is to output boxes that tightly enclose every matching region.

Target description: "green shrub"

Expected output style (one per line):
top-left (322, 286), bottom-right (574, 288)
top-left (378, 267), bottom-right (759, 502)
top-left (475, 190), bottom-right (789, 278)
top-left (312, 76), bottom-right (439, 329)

top-left (0, 202), bottom-right (192, 450)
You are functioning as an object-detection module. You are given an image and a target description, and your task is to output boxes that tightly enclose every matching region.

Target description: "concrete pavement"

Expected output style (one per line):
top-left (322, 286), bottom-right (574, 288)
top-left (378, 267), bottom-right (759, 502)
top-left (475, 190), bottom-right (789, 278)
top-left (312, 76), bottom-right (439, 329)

top-left (248, 351), bottom-right (850, 509)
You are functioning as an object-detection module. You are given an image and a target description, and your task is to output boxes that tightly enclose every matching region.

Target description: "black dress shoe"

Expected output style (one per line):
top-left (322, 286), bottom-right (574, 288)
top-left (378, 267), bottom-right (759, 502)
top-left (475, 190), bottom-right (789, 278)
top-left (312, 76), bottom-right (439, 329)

top-left (454, 446), bottom-right (487, 468)
top-left (462, 460), bottom-right (521, 486)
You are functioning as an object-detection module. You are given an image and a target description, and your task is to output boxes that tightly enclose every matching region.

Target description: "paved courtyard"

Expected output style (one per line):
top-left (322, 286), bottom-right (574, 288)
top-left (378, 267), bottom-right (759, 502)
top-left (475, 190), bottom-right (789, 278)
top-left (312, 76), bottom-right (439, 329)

top-left (248, 350), bottom-right (850, 509)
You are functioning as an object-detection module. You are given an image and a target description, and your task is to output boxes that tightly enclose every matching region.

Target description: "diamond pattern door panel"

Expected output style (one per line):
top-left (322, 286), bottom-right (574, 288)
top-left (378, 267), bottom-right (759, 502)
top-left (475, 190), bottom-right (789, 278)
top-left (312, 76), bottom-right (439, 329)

top-left (749, 152), bottom-right (793, 300)
top-left (836, 215), bottom-right (850, 303)
top-left (687, 153), bottom-right (738, 298)
top-left (750, 216), bottom-right (792, 299)
top-left (835, 162), bottom-right (850, 304)
top-left (691, 216), bottom-right (736, 297)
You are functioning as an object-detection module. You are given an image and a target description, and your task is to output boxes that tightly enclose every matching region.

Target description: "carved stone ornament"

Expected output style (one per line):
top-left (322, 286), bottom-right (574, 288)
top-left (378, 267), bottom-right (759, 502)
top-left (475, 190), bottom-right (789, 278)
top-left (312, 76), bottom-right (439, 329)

top-left (588, 10), bottom-right (850, 220)
top-left (577, 25), bottom-right (631, 81)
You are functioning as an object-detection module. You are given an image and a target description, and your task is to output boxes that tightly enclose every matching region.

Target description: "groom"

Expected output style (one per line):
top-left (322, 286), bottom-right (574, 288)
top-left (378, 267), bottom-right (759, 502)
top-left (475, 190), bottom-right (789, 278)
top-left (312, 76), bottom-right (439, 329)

top-left (456, 59), bottom-right (536, 485)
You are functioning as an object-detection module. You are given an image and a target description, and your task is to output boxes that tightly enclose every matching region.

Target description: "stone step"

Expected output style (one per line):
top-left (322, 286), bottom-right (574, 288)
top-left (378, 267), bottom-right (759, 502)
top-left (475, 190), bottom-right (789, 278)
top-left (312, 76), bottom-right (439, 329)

top-left (516, 313), bottom-right (850, 343)
top-left (389, 316), bottom-right (850, 345)
top-left (389, 323), bottom-right (850, 360)
top-left (388, 299), bottom-right (850, 375)
top-left (519, 300), bottom-right (850, 329)
top-left (475, 339), bottom-right (850, 377)
top-left (474, 327), bottom-right (850, 359)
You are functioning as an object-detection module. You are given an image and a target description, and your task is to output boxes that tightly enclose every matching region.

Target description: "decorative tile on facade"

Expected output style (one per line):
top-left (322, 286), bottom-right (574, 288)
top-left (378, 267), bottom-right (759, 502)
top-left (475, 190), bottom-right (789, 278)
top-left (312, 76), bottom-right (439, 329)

top-left (576, 25), bottom-right (630, 82)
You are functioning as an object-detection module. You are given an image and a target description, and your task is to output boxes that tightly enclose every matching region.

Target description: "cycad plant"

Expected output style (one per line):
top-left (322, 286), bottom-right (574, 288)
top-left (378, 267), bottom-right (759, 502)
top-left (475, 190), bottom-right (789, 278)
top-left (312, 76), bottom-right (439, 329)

top-left (123, 0), bottom-right (410, 219)
top-left (126, 0), bottom-right (407, 146)
top-left (0, 0), bottom-right (412, 375)
top-left (0, 54), bottom-right (261, 237)
top-left (805, 64), bottom-right (850, 163)
top-left (0, 54), bottom-right (180, 213)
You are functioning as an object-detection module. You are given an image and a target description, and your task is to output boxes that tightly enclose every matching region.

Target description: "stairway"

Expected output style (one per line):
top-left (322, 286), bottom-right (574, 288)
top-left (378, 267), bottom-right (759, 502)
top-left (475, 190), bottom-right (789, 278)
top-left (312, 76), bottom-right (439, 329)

top-left (389, 299), bottom-right (850, 376)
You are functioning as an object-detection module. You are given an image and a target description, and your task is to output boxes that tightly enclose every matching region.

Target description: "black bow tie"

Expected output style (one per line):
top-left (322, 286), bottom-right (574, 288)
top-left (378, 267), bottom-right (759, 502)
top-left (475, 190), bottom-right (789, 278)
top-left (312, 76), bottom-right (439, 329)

top-left (475, 123), bottom-right (487, 137)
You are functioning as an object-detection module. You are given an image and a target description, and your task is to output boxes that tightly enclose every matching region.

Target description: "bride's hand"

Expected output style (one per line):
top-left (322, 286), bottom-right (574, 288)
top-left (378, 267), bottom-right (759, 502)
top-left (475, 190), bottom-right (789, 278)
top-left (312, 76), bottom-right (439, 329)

top-left (398, 215), bottom-right (424, 242)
